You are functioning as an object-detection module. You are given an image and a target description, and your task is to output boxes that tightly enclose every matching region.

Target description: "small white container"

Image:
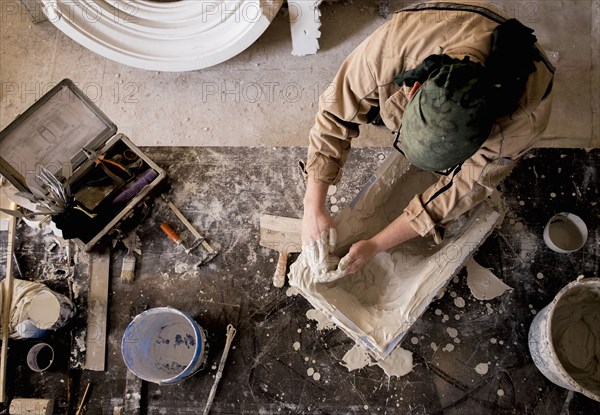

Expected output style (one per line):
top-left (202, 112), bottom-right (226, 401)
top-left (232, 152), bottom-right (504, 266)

top-left (27, 343), bottom-right (55, 372)
top-left (543, 213), bottom-right (588, 253)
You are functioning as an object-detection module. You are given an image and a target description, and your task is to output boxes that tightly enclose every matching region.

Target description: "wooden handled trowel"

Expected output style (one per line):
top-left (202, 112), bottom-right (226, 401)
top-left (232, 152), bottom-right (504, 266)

top-left (259, 215), bottom-right (302, 288)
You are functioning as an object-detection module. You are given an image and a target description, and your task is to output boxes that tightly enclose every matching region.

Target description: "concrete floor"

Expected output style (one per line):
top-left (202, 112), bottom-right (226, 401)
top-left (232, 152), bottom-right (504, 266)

top-left (0, 0), bottom-right (599, 148)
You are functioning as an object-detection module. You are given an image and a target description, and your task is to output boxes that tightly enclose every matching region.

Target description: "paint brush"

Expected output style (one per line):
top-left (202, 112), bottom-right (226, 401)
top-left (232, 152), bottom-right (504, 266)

top-left (120, 255), bottom-right (136, 283)
top-left (202, 325), bottom-right (237, 415)
top-left (120, 232), bottom-right (141, 283)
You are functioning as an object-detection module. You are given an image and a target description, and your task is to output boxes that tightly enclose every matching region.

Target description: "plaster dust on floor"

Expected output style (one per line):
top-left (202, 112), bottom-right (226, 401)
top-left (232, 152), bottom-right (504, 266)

top-left (288, 152), bottom-right (504, 359)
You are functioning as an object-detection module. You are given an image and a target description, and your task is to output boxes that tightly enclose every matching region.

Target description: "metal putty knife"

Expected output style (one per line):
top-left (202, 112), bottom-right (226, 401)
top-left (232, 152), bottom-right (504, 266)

top-left (259, 215), bottom-right (302, 288)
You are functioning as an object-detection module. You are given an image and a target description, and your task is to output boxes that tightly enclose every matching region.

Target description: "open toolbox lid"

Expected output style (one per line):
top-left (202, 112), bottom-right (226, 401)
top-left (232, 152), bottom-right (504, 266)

top-left (0, 79), bottom-right (117, 192)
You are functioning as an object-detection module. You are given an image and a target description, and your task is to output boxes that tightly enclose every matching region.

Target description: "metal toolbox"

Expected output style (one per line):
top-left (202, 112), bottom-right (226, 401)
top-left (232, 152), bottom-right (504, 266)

top-left (0, 79), bottom-right (166, 250)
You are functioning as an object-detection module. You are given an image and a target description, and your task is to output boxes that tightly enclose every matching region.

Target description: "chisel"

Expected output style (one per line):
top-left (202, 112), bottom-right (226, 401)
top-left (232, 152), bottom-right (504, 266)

top-left (160, 223), bottom-right (185, 250)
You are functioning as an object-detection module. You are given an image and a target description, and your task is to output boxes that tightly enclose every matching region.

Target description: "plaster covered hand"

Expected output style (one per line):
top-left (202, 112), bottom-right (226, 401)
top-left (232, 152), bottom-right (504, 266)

top-left (303, 228), bottom-right (339, 277)
top-left (343, 239), bottom-right (379, 274)
top-left (313, 239), bottom-right (381, 283)
top-left (301, 204), bottom-right (337, 250)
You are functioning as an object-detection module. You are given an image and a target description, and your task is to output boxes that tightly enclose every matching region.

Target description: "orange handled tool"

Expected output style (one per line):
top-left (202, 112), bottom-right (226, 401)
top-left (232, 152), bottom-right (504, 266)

top-left (160, 223), bottom-right (182, 246)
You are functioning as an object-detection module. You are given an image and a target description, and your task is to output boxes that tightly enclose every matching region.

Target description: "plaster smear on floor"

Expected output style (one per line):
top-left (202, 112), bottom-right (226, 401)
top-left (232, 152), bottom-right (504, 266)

top-left (466, 259), bottom-right (513, 300)
top-left (306, 309), bottom-right (335, 331)
top-left (341, 344), bottom-right (414, 378)
top-left (289, 153), bottom-right (503, 358)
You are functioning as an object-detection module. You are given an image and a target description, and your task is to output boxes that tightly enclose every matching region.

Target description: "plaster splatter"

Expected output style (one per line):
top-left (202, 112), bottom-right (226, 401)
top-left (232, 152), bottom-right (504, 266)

top-left (466, 260), bottom-right (513, 301)
top-left (446, 328), bottom-right (458, 338)
top-left (307, 367), bottom-right (315, 376)
top-left (443, 343), bottom-right (455, 352)
top-left (341, 345), bottom-right (371, 372)
top-left (497, 389), bottom-right (505, 396)
top-left (410, 337), bottom-right (419, 345)
top-left (431, 342), bottom-right (438, 352)
top-left (341, 344), bottom-right (414, 378)
top-left (293, 342), bottom-right (301, 351)
top-left (306, 309), bottom-right (336, 331)
top-left (372, 346), bottom-right (413, 378)
top-left (454, 297), bottom-right (465, 308)
top-left (475, 363), bottom-right (489, 375)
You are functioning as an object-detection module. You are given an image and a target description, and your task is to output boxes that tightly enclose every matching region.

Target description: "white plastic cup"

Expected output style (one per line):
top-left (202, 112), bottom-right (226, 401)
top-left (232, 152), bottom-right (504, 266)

top-left (543, 213), bottom-right (588, 253)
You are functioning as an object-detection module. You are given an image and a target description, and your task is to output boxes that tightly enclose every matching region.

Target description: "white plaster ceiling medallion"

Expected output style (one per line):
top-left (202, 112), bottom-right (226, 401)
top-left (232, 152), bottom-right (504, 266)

top-left (41, 0), bottom-right (284, 72)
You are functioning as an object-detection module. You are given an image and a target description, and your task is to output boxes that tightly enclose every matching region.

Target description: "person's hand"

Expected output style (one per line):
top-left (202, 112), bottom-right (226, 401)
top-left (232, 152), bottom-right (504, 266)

top-left (344, 239), bottom-right (380, 274)
top-left (313, 239), bottom-right (378, 283)
top-left (302, 205), bottom-right (338, 275)
top-left (302, 204), bottom-right (337, 250)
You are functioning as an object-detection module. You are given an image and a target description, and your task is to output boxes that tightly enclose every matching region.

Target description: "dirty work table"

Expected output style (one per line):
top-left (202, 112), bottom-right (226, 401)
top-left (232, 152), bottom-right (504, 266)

top-left (3, 147), bottom-right (599, 414)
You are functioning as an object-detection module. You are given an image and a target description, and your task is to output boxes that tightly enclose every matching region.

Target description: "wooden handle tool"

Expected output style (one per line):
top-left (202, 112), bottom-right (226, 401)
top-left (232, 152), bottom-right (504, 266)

top-left (160, 223), bottom-right (182, 246)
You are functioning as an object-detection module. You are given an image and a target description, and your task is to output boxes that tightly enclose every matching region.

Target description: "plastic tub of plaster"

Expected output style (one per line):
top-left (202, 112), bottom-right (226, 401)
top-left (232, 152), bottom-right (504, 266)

top-left (528, 278), bottom-right (600, 402)
top-left (121, 307), bottom-right (208, 385)
top-left (289, 152), bottom-right (504, 359)
top-left (543, 213), bottom-right (588, 253)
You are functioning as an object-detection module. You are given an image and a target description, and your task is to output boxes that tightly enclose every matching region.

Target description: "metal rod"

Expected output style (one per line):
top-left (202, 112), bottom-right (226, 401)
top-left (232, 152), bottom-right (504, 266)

top-left (75, 382), bottom-right (92, 415)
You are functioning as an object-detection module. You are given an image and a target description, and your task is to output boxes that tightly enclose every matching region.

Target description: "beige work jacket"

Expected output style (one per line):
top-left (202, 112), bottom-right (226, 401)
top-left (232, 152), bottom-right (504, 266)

top-left (305, 1), bottom-right (555, 238)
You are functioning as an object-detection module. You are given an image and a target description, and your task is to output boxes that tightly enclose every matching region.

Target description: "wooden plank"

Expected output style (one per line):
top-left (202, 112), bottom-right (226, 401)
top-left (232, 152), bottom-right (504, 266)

top-left (9, 398), bottom-right (54, 415)
top-left (84, 249), bottom-right (110, 371)
top-left (258, 215), bottom-right (302, 252)
top-left (123, 369), bottom-right (143, 415)
top-left (0, 202), bottom-right (17, 403)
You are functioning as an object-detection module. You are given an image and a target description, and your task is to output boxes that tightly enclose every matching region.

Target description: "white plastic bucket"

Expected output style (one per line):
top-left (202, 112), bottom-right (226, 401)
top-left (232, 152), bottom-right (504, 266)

top-left (543, 213), bottom-right (588, 253)
top-left (528, 278), bottom-right (600, 402)
top-left (121, 307), bottom-right (208, 385)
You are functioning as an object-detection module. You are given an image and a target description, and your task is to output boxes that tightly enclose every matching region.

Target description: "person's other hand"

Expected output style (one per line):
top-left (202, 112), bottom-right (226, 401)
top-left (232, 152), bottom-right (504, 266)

top-left (301, 205), bottom-right (337, 251)
top-left (345, 239), bottom-right (379, 274)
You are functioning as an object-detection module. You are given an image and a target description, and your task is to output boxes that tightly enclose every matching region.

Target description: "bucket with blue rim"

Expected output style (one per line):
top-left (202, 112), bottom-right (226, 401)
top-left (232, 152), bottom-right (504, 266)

top-left (121, 307), bottom-right (208, 385)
